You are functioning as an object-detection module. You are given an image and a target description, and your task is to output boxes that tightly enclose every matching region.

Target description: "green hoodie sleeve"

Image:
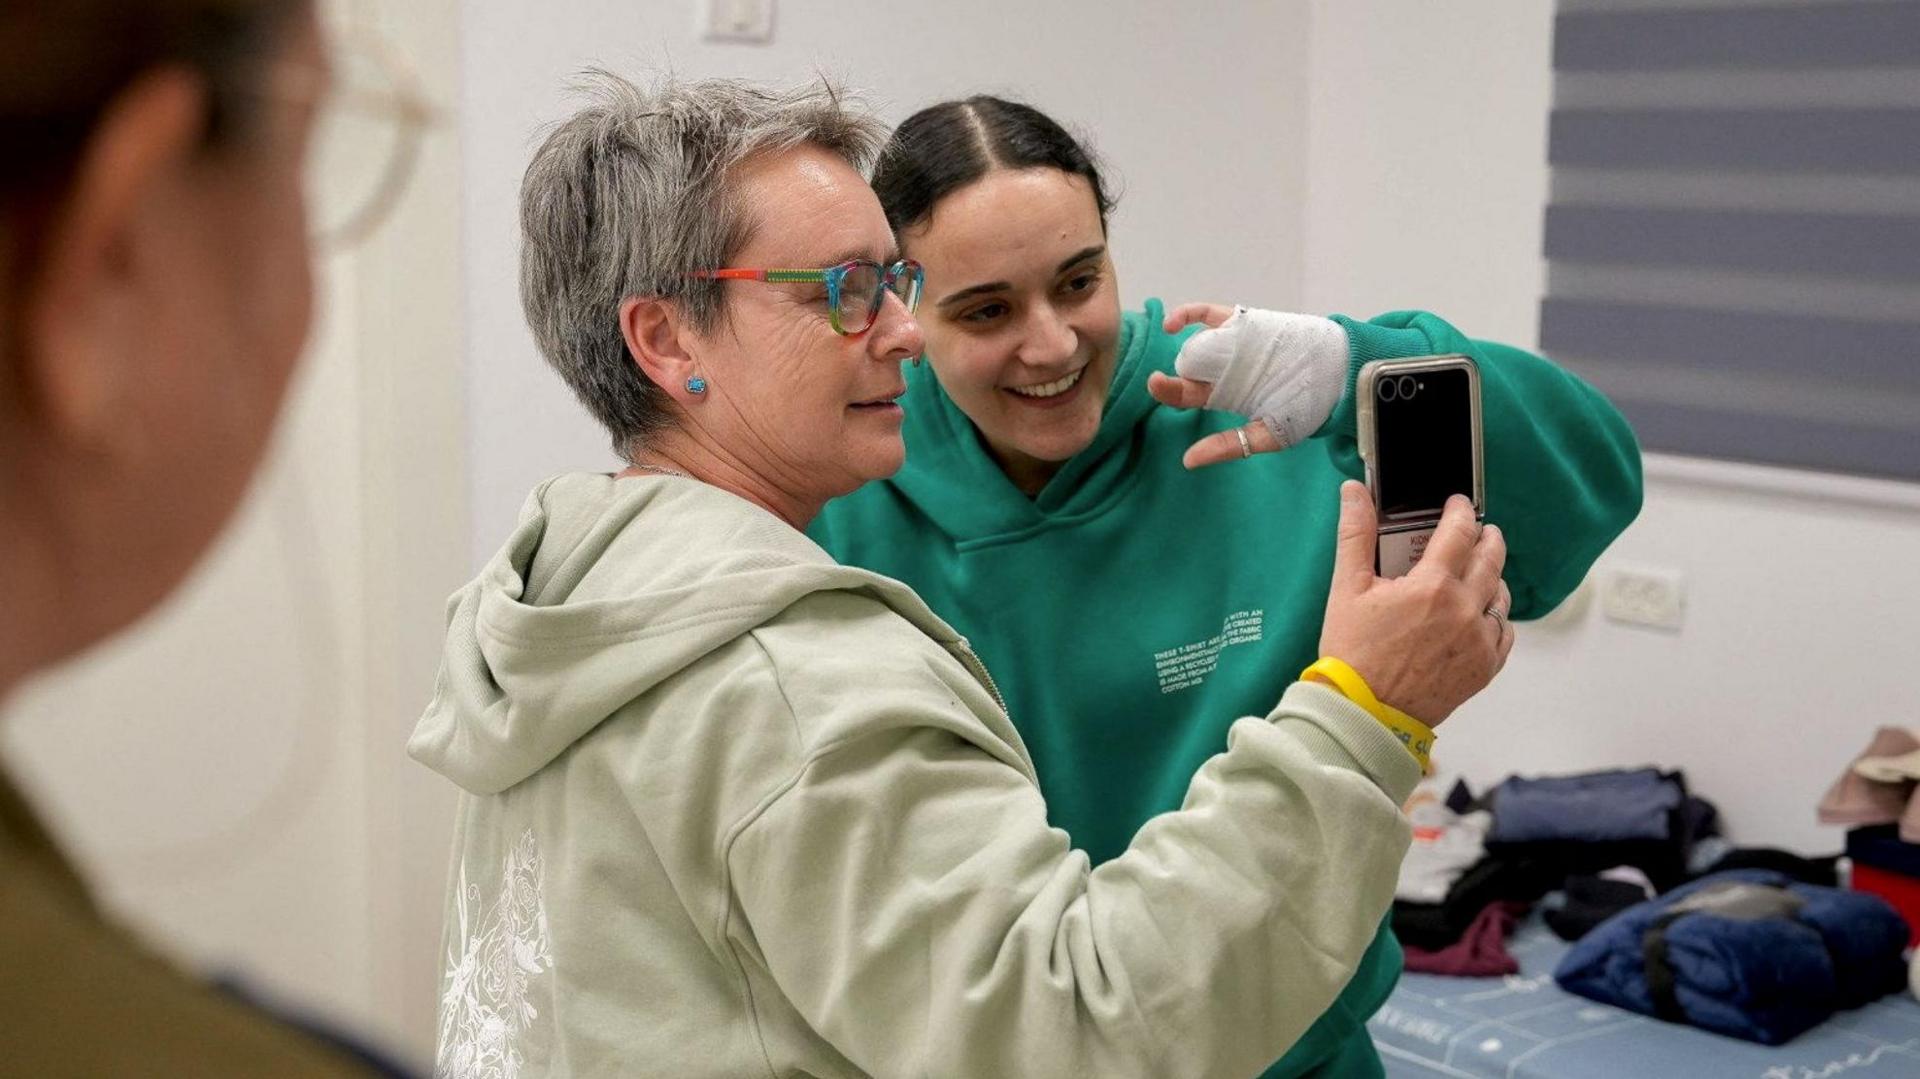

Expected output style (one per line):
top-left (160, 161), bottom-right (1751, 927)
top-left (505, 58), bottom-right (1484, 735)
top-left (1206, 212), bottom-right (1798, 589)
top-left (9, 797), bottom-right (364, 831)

top-left (726, 657), bottom-right (1418, 1079)
top-left (1316, 311), bottom-right (1643, 619)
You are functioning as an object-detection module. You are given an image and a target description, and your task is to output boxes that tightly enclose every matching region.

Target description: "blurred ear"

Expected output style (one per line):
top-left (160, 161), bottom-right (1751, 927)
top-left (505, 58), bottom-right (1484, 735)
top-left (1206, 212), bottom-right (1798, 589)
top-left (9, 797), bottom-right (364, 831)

top-left (620, 295), bottom-right (705, 405)
top-left (18, 66), bottom-right (207, 456)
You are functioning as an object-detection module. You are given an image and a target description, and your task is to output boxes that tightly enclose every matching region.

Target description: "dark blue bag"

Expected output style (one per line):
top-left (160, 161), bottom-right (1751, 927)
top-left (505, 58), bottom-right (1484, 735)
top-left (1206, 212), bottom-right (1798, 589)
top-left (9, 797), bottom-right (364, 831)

top-left (1553, 869), bottom-right (1909, 1045)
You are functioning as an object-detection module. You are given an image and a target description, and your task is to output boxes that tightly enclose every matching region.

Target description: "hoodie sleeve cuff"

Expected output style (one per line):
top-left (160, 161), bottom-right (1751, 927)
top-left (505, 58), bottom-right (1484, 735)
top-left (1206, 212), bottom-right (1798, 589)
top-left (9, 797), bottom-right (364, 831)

top-left (1267, 681), bottom-right (1422, 805)
top-left (1312, 314), bottom-right (1453, 444)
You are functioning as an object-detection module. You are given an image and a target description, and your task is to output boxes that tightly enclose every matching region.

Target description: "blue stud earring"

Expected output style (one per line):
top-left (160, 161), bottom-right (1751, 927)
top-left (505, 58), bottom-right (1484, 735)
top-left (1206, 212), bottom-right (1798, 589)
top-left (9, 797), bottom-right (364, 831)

top-left (686, 375), bottom-right (707, 395)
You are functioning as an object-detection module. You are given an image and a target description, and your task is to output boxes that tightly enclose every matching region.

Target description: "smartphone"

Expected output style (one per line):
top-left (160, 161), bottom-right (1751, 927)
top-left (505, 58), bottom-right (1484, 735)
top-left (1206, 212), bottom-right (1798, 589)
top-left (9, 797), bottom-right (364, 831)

top-left (1356, 355), bottom-right (1485, 577)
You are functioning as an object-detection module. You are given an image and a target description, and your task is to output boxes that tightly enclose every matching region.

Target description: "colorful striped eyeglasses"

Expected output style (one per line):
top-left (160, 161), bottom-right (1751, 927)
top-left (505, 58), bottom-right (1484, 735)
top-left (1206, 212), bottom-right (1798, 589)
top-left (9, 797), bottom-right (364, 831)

top-left (688, 258), bottom-right (925, 336)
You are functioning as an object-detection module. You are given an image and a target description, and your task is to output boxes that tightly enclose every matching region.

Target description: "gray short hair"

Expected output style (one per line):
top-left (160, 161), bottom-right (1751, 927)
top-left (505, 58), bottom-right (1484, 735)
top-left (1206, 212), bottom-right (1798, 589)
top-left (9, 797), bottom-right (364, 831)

top-left (519, 71), bottom-right (886, 457)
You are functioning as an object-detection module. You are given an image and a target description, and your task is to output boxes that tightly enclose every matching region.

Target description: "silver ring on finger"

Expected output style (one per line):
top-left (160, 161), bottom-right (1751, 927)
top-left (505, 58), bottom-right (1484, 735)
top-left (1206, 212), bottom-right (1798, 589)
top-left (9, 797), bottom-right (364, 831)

top-left (1235, 427), bottom-right (1253, 459)
top-left (1484, 603), bottom-right (1507, 628)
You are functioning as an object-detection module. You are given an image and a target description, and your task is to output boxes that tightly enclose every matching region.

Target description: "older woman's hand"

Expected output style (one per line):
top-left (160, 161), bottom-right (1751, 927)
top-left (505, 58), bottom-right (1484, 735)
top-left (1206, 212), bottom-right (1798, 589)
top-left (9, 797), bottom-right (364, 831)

top-left (1317, 482), bottom-right (1513, 726)
top-left (1147, 302), bottom-right (1352, 469)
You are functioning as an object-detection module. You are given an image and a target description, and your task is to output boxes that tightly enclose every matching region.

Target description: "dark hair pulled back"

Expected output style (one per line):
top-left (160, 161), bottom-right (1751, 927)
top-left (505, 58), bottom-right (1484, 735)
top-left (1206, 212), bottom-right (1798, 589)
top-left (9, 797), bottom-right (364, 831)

top-left (871, 95), bottom-right (1115, 238)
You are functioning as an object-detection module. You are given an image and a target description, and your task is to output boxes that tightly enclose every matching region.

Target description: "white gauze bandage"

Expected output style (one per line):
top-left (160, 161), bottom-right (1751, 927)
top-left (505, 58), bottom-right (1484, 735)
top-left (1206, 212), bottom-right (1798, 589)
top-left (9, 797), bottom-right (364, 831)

top-left (1173, 306), bottom-right (1350, 449)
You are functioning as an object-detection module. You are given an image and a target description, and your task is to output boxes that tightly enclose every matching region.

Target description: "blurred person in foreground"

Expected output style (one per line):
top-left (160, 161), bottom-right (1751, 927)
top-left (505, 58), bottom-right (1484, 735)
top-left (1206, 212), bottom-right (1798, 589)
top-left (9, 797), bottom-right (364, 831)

top-left (0, 1), bottom-right (412, 1072)
top-left (410, 72), bottom-right (1512, 1078)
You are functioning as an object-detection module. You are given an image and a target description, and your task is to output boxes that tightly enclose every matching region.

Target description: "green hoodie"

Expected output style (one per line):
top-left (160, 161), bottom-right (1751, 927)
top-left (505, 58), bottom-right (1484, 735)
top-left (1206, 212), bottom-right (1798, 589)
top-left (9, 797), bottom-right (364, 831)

top-left (412, 472), bottom-right (1425, 1078)
top-left (810, 301), bottom-right (1644, 1075)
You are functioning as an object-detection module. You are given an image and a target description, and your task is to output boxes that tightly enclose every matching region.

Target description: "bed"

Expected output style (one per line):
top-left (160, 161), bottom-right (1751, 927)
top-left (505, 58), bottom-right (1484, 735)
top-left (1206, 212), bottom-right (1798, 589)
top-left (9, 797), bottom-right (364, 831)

top-left (1370, 913), bottom-right (1920, 1078)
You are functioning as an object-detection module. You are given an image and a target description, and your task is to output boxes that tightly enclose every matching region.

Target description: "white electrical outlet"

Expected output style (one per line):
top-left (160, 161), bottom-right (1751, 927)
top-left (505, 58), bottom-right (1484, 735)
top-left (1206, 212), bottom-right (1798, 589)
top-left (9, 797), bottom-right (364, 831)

top-left (702, 0), bottom-right (775, 43)
top-left (1600, 564), bottom-right (1686, 631)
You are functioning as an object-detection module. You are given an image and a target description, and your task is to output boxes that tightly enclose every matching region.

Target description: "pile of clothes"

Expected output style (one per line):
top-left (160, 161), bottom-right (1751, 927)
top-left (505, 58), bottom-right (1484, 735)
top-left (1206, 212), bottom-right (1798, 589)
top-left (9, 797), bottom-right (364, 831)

top-left (1393, 767), bottom-right (1717, 976)
top-left (1820, 726), bottom-right (1920, 945)
top-left (1393, 772), bottom-right (1532, 976)
top-left (1393, 764), bottom-right (1911, 1045)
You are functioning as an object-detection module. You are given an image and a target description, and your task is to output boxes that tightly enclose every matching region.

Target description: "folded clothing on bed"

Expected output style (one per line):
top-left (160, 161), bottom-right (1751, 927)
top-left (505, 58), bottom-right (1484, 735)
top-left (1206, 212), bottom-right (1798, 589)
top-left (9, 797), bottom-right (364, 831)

top-left (1490, 767), bottom-right (1682, 843)
top-left (1484, 768), bottom-right (1713, 890)
top-left (1404, 901), bottom-right (1528, 976)
top-left (1847, 825), bottom-right (1920, 948)
top-left (1852, 864), bottom-right (1920, 950)
top-left (1692, 846), bottom-right (1839, 888)
top-left (1553, 869), bottom-right (1910, 1045)
top-left (1398, 771), bottom-right (1493, 903)
top-left (1394, 854), bottom-right (1562, 951)
top-left (1544, 874), bottom-right (1654, 942)
top-left (1848, 824), bottom-right (1920, 878)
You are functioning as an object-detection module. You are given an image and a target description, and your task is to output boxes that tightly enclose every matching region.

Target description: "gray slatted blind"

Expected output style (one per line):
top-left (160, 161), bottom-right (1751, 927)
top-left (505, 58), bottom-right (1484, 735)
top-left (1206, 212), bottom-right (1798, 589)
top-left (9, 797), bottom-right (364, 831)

top-left (1540, 0), bottom-right (1920, 480)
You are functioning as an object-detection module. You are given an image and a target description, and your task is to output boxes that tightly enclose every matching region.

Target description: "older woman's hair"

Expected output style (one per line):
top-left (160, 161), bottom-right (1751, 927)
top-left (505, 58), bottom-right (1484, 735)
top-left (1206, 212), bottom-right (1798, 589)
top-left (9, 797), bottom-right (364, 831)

top-left (520, 72), bottom-right (885, 457)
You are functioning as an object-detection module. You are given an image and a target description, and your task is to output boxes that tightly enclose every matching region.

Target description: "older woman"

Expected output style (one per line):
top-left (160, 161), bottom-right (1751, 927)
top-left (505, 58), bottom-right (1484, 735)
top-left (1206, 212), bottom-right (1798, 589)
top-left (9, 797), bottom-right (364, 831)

top-left (412, 73), bottom-right (1512, 1079)
top-left (1, 0), bottom-right (407, 1073)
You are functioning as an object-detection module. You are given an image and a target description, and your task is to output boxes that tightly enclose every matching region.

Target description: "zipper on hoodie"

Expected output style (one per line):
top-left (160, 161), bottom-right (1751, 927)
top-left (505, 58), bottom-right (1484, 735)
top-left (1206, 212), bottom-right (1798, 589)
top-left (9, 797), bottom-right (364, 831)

top-left (950, 638), bottom-right (1010, 716)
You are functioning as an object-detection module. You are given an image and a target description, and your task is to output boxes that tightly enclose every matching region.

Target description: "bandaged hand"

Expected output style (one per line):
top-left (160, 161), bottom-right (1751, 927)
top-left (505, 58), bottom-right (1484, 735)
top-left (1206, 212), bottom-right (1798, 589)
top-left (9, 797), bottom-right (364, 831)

top-left (1146, 302), bottom-right (1350, 469)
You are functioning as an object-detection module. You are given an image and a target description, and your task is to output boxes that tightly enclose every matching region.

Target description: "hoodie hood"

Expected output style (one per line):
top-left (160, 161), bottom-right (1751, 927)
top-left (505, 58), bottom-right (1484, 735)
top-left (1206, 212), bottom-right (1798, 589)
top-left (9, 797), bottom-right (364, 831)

top-left (886, 298), bottom-right (1196, 542)
top-left (409, 472), bottom-right (961, 795)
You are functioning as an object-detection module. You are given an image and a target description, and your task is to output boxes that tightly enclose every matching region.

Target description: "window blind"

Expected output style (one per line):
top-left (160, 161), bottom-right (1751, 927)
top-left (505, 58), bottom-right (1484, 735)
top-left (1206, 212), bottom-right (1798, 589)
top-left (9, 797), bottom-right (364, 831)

top-left (1540, 0), bottom-right (1920, 480)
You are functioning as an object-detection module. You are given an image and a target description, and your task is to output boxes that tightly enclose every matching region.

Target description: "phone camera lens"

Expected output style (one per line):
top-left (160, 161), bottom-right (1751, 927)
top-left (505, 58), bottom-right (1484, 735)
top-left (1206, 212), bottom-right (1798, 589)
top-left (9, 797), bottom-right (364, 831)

top-left (1378, 378), bottom-right (1399, 402)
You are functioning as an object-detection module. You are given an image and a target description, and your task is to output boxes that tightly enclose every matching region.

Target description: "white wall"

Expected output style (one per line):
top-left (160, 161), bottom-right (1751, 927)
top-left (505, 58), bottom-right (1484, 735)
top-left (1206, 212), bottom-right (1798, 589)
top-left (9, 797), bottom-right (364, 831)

top-left (1299, 0), bottom-right (1920, 855)
top-left (1299, 1), bottom-right (1554, 343)
top-left (461, 0), bottom-right (1315, 560)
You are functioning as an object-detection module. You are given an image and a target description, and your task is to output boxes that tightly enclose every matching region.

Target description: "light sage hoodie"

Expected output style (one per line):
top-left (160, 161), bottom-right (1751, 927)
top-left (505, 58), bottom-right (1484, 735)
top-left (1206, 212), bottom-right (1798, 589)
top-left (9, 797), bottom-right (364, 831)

top-left (409, 471), bottom-right (1421, 1079)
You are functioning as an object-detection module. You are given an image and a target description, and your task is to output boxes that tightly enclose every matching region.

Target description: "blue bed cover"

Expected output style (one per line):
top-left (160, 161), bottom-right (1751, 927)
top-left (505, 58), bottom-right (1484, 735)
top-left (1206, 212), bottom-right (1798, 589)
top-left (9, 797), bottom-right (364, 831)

top-left (1372, 913), bottom-right (1920, 1078)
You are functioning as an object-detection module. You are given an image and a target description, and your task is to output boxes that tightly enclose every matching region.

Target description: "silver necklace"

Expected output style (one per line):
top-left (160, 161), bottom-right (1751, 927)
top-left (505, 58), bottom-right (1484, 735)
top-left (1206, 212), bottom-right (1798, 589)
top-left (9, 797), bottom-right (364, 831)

top-left (628, 462), bottom-right (690, 479)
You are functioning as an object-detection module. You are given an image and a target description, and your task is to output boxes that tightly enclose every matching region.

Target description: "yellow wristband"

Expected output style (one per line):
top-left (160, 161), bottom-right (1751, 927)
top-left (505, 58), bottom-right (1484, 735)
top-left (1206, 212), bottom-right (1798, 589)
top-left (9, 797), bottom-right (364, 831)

top-left (1300, 656), bottom-right (1436, 771)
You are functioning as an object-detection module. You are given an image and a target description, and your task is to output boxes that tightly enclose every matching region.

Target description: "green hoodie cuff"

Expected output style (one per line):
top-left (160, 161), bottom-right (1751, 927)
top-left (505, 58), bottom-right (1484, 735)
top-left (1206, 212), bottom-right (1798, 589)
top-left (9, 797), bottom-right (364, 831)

top-left (1268, 681), bottom-right (1422, 805)
top-left (1313, 314), bottom-right (1451, 444)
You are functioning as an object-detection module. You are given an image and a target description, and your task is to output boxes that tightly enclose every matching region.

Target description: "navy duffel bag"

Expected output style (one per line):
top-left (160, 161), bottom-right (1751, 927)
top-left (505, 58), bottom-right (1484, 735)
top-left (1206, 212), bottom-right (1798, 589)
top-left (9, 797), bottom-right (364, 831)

top-left (1554, 869), bottom-right (1909, 1044)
